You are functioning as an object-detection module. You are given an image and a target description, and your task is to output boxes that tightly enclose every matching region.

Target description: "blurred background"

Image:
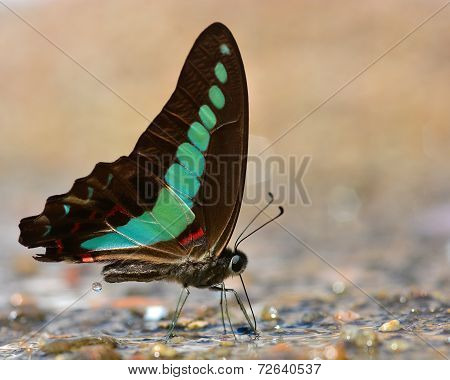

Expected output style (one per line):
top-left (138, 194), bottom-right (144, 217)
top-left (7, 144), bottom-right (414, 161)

top-left (0, 0), bottom-right (448, 359)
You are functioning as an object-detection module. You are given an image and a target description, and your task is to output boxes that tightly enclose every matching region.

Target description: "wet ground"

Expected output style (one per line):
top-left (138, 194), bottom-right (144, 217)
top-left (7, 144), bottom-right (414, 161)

top-left (0, 266), bottom-right (448, 359)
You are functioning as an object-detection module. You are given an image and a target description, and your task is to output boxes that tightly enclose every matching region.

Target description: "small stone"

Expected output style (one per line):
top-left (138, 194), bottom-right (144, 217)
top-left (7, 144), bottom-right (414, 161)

top-left (40, 336), bottom-right (117, 354)
top-left (379, 319), bottom-right (401, 332)
top-left (8, 306), bottom-right (45, 322)
top-left (220, 340), bottom-right (235, 347)
top-left (332, 281), bottom-right (346, 295)
top-left (301, 311), bottom-right (325, 323)
top-left (323, 343), bottom-right (347, 360)
top-left (186, 320), bottom-right (209, 330)
top-left (340, 326), bottom-right (379, 348)
top-left (388, 339), bottom-right (409, 352)
top-left (144, 306), bottom-right (168, 322)
top-left (150, 343), bottom-right (178, 359)
top-left (261, 306), bottom-right (280, 321)
top-left (334, 310), bottom-right (361, 323)
top-left (56, 345), bottom-right (121, 360)
top-left (158, 317), bottom-right (191, 329)
top-left (10, 293), bottom-right (35, 308)
top-left (170, 336), bottom-right (185, 344)
top-left (265, 342), bottom-right (307, 360)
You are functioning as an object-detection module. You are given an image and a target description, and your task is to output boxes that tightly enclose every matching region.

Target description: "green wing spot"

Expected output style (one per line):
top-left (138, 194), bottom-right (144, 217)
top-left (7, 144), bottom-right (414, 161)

top-left (199, 105), bottom-right (216, 130)
top-left (42, 225), bottom-right (51, 237)
top-left (80, 188), bottom-right (195, 250)
top-left (209, 85), bottom-right (225, 109)
top-left (165, 163), bottom-right (200, 200)
top-left (177, 142), bottom-right (205, 177)
top-left (220, 43), bottom-right (231, 55)
top-left (104, 173), bottom-right (113, 188)
top-left (63, 204), bottom-right (70, 215)
top-left (188, 122), bottom-right (210, 152)
top-left (87, 186), bottom-right (94, 200)
top-left (214, 62), bottom-right (227, 84)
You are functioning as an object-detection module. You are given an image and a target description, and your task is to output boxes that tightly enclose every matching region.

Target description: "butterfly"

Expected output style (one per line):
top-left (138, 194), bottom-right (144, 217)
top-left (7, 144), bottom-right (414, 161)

top-left (19, 22), bottom-right (283, 339)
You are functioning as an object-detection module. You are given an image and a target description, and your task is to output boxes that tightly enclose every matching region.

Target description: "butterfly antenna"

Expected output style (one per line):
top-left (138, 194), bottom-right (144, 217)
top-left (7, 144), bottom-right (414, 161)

top-left (240, 274), bottom-right (257, 332)
top-left (234, 192), bottom-right (274, 251)
top-left (235, 206), bottom-right (284, 250)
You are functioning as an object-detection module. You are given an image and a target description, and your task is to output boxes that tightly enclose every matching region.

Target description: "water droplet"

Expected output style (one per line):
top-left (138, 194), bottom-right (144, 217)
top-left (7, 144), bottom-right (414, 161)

top-left (92, 282), bottom-right (102, 292)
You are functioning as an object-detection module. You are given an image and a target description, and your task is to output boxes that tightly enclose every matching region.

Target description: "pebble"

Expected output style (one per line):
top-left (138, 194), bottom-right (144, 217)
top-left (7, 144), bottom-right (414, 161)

top-left (301, 311), bottom-right (325, 323)
top-left (170, 336), bottom-right (185, 344)
top-left (340, 326), bottom-right (379, 348)
top-left (265, 342), bottom-right (307, 360)
top-left (220, 340), bottom-right (235, 347)
top-left (144, 306), bottom-right (168, 322)
top-left (133, 343), bottom-right (178, 359)
top-left (378, 319), bottom-right (401, 332)
top-left (261, 306), bottom-right (280, 321)
top-left (334, 310), bottom-right (361, 323)
top-left (56, 345), bottom-right (121, 360)
top-left (388, 339), bottom-right (409, 352)
top-left (186, 320), bottom-right (209, 330)
top-left (10, 293), bottom-right (35, 308)
top-left (40, 336), bottom-right (117, 354)
top-left (159, 317), bottom-right (191, 329)
top-left (8, 306), bottom-right (46, 322)
top-left (322, 343), bottom-right (347, 360)
top-left (150, 343), bottom-right (178, 359)
top-left (332, 281), bottom-right (346, 295)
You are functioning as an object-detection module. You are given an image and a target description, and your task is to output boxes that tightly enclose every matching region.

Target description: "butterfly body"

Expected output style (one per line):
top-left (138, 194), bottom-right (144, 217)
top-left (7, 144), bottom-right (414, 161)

top-left (102, 248), bottom-right (247, 288)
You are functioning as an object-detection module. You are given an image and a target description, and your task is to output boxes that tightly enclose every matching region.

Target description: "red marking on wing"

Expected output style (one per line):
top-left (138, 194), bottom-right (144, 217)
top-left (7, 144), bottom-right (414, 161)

top-left (56, 239), bottom-right (63, 254)
top-left (80, 253), bottom-right (94, 263)
top-left (70, 222), bottom-right (80, 234)
top-left (106, 204), bottom-right (131, 218)
top-left (179, 227), bottom-right (205, 247)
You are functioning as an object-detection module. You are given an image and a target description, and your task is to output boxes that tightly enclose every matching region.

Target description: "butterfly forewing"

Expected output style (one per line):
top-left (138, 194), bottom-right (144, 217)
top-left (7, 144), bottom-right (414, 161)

top-left (19, 23), bottom-right (248, 270)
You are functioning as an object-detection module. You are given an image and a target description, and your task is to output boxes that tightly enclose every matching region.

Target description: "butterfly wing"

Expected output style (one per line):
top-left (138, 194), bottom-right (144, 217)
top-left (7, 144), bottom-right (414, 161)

top-left (19, 23), bottom-right (248, 268)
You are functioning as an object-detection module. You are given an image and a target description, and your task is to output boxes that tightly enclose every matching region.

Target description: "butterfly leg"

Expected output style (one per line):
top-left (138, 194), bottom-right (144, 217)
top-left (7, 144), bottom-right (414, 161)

top-left (165, 287), bottom-right (190, 341)
top-left (210, 284), bottom-right (236, 339)
top-left (219, 284), bottom-right (227, 334)
top-left (224, 288), bottom-right (259, 337)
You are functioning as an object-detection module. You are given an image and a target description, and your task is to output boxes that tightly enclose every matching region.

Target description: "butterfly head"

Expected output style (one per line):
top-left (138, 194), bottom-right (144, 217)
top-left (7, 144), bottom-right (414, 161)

top-left (221, 248), bottom-right (248, 277)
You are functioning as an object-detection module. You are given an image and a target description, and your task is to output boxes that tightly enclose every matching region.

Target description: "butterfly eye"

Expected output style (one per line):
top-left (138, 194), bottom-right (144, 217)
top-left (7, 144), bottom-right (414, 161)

top-left (229, 255), bottom-right (243, 273)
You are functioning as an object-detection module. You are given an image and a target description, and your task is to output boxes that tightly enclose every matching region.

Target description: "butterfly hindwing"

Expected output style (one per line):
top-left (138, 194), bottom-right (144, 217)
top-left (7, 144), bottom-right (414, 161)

top-left (19, 23), bottom-right (248, 269)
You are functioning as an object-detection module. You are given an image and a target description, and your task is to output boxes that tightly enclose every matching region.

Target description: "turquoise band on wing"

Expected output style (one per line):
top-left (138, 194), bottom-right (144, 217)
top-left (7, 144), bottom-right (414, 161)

top-left (81, 47), bottom-right (229, 251)
top-left (188, 122), bottom-right (209, 152)
top-left (199, 105), bottom-right (216, 130)
top-left (214, 62), bottom-right (227, 84)
top-left (209, 85), bottom-right (225, 109)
